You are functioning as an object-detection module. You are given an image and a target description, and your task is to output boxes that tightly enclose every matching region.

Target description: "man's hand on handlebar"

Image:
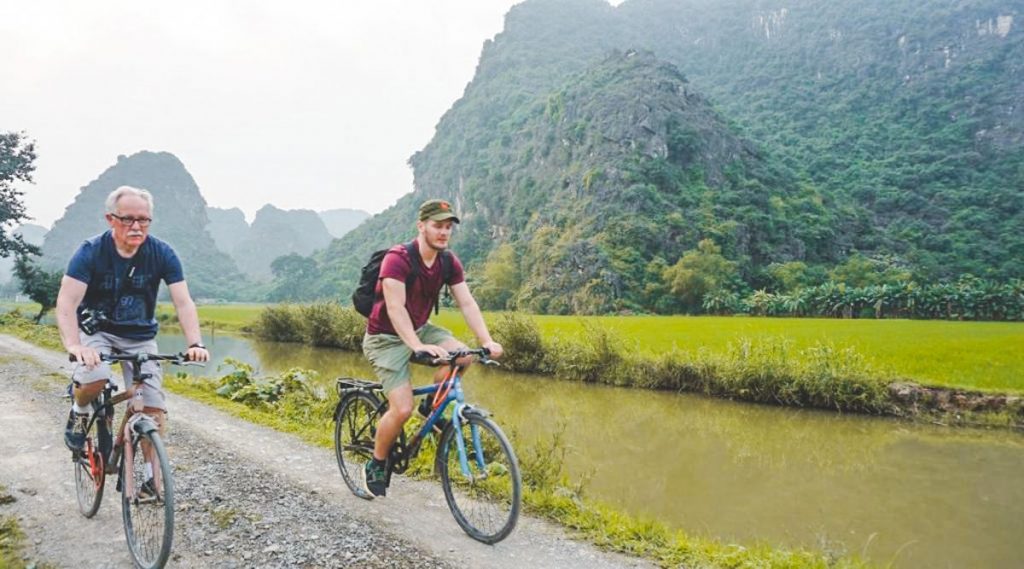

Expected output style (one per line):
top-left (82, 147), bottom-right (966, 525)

top-left (67, 344), bottom-right (101, 368)
top-left (481, 341), bottom-right (503, 359)
top-left (412, 344), bottom-right (450, 360)
top-left (185, 346), bottom-right (210, 363)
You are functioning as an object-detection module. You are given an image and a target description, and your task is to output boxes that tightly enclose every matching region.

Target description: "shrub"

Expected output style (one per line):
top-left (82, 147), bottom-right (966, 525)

top-left (253, 304), bottom-right (303, 342)
top-left (491, 312), bottom-right (550, 373)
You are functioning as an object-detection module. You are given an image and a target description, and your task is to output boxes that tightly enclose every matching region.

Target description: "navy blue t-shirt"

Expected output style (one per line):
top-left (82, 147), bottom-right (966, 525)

top-left (65, 231), bottom-right (185, 340)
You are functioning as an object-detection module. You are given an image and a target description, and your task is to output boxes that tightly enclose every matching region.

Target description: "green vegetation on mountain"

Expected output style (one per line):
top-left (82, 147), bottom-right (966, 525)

top-left (40, 151), bottom-right (248, 300)
top-left (618, 0), bottom-right (1024, 281)
top-left (277, 0), bottom-right (1023, 316)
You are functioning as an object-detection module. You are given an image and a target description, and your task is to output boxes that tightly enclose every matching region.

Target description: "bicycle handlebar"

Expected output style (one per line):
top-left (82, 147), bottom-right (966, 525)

top-left (68, 352), bottom-right (204, 366)
top-left (410, 347), bottom-right (499, 367)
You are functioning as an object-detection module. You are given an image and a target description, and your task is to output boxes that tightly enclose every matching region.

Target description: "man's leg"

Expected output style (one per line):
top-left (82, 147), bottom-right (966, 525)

top-left (418, 324), bottom-right (468, 428)
top-left (360, 333), bottom-right (414, 498)
top-left (65, 332), bottom-right (113, 451)
top-left (113, 337), bottom-right (168, 498)
top-left (374, 384), bottom-right (413, 461)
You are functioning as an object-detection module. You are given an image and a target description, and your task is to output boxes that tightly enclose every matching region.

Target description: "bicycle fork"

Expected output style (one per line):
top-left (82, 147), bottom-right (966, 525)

top-left (120, 414), bottom-right (163, 502)
top-left (451, 405), bottom-right (488, 481)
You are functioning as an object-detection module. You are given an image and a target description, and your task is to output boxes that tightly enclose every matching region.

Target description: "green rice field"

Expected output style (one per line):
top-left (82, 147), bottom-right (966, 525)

top-left (16, 302), bottom-right (1021, 394)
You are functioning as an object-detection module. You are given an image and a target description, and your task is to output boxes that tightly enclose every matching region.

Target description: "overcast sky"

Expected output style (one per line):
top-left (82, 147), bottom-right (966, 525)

top-left (0, 0), bottom-right (549, 228)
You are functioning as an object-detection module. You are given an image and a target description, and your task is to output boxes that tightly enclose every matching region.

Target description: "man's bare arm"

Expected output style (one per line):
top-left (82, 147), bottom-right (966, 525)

top-left (450, 281), bottom-right (503, 358)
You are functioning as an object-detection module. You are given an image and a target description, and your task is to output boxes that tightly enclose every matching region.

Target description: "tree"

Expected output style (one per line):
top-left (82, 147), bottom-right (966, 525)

top-left (0, 132), bottom-right (40, 258)
top-left (267, 253), bottom-right (320, 302)
top-left (474, 243), bottom-right (521, 310)
top-left (766, 261), bottom-right (820, 292)
top-left (663, 239), bottom-right (739, 312)
top-left (14, 252), bottom-right (62, 322)
top-left (828, 253), bottom-right (911, 288)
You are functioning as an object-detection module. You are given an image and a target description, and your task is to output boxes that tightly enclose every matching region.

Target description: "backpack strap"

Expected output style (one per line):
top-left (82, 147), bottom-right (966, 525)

top-left (402, 241), bottom-right (421, 286)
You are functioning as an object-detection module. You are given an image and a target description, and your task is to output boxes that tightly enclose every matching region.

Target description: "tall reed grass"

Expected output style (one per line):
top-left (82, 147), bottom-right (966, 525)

top-left (250, 302), bottom-right (363, 350)
top-left (490, 313), bottom-right (892, 414)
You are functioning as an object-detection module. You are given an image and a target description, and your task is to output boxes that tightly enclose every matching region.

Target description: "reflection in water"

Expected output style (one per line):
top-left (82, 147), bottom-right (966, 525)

top-left (160, 333), bottom-right (1024, 569)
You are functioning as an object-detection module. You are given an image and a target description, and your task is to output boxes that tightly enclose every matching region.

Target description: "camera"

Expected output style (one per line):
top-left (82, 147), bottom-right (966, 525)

top-left (79, 308), bottom-right (110, 335)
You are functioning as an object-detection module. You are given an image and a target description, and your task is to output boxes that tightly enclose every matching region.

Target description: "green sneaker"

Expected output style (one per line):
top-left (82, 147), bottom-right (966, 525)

top-left (360, 459), bottom-right (387, 499)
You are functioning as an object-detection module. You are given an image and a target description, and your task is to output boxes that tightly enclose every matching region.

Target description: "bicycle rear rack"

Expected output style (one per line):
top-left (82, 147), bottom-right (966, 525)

top-left (335, 377), bottom-right (382, 395)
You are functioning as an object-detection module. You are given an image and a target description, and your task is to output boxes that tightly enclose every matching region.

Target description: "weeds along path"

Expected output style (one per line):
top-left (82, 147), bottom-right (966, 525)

top-left (0, 334), bottom-right (651, 569)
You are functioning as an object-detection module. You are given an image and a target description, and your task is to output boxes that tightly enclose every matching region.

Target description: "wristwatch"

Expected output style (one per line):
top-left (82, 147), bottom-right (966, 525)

top-left (188, 342), bottom-right (207, 350)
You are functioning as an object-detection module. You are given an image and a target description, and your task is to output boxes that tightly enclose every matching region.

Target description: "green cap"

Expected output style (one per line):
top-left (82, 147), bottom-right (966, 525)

top-left (418, 199), bottom-right (460, 223)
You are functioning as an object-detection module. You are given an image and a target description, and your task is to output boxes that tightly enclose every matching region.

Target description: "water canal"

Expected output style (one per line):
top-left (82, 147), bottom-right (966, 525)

top-left (160, 332), bottom-right (1024, 568)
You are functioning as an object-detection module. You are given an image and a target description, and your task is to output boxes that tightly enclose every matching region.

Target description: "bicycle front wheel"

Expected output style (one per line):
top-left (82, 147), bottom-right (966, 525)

top-left (122, 429), bottom-right (174, 569)
top-left (334, 391), bottom-right (383, 497)
top-left (436, 410), bottom-right (521, 544)
top-left (74, 418), bottom-right (108, 518)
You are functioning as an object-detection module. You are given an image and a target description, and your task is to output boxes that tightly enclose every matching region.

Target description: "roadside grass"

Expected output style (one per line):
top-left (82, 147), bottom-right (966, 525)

top-left (0, 310), bottom-right (62, 351)
top-left (0, 512), bottom-right (27, 569)
top-left (161, 362), bottom-right (869, 569)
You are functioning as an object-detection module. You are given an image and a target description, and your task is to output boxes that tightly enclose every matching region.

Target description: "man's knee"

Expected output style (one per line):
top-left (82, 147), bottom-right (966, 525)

top-left (389, 400), bottom-right (414, 422)
top-left (73, 381), bottom-right (106, 406)
top-left (386, 388), bottom-right (415, 422)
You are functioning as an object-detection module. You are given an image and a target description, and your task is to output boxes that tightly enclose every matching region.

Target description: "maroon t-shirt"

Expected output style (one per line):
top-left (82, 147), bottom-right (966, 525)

top-left (366, 243), bottom-right (465, 335)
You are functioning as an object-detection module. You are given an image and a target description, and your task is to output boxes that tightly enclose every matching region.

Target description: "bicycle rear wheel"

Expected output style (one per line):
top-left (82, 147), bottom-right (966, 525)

top-left (334, 391), bottom-right (383, 497)
top-left (122, 429), bottom-right (174, 569)
top-left (436, 410), bottom-right (521, 544)
top-left (74, 417), bottom-right (108, 518)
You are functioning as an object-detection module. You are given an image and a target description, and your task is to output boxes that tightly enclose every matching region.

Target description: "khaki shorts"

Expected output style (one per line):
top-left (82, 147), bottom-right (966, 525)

top-left (71, 331), bottom-right (167, 411)
top-left (362, 323), bottom-right (457, 394)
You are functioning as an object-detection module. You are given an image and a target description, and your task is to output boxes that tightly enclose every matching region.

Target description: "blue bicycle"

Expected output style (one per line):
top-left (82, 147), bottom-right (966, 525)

top-left (333, 348), bottom-right (521, 544)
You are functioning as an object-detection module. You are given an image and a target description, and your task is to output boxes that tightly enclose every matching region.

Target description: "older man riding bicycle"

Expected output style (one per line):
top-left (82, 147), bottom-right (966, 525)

top-left (55, 185), bottom-right (210, 458)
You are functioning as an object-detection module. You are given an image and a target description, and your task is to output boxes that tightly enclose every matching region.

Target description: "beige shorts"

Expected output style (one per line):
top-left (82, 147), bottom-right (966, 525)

top-left (71, 331), bottom-right (167, 411)
top-left (362, 323), bottom-right (457, 393)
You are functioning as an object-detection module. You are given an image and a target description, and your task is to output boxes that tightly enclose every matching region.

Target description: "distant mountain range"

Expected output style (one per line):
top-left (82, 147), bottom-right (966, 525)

top-left (33, 151), bottom-right (369, 295)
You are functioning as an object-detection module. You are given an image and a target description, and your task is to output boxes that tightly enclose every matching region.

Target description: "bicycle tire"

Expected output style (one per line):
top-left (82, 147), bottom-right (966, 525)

top-left (436, 410), bottom-right (521, 544)
top-left (121, 429), bottom-right (174, 569)
top-left (334, 391), bottom-right (383, 497)
top-left (74, 418), bottom-right (107, 518)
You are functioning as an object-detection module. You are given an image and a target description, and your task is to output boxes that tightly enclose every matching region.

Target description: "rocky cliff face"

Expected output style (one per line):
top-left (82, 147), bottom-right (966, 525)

top-left (318, 208), bottom-right (370, 239)
top-left (41, 151), bottom-right (246, 299)
top-left (206, 207), bottom-right (250, 256)
top-left (232, 205), bottom-right (333, 280)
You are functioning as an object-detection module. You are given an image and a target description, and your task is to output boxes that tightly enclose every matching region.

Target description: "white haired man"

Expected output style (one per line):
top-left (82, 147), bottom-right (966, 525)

top-left (56, 185), bottom-right (209, 456)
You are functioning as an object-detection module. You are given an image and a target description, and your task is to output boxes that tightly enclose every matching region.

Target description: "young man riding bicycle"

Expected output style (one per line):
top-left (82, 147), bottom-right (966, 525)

top-left (55, 186), bottom-right (210, 469)
top-left (359, 198), bottom-right (503, 499)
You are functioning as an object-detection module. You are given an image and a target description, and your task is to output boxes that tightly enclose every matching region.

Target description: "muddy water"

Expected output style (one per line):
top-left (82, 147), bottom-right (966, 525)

top-left (160, 333), bottom-right (1024, 568)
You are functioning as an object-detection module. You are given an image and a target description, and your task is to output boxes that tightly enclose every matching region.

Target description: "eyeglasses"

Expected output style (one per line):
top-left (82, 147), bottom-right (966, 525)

top-left (109, 213), bottom-right (153, 227)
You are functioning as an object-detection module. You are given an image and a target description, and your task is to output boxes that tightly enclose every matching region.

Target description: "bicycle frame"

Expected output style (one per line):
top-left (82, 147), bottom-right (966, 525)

top-left (406, 363), bottom-right (489, 480)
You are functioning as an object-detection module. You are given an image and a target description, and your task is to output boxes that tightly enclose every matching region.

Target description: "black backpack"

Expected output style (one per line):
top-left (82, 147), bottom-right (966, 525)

top-left (351, 241), bottom-right (453, 317)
